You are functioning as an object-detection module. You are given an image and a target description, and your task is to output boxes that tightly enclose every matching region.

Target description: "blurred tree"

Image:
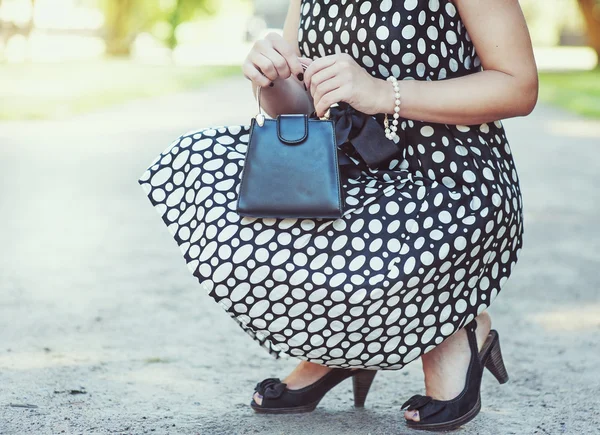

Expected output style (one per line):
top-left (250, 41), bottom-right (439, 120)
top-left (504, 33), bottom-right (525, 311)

top-left (0, 0), bottom-right (35, 48)
top-left (103, 0), bottom-right (216, 56)
top-left (103, 0), bottom-right (149, 56)
top-left (165, 0), bottom-right (216, 50)
top-left (577, 0), bottom-right (600, 64)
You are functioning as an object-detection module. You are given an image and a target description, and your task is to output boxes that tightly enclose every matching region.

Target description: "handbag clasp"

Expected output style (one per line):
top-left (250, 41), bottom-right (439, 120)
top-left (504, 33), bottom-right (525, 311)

top-left (277, 114), bottom-right (308, 144)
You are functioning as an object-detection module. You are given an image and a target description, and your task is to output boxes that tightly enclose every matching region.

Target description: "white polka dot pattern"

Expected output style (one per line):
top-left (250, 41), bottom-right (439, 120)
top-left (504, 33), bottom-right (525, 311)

top-left (298, 0), bottom-right (480, 81)
top-left (138, 1), bottom-right (524, 370)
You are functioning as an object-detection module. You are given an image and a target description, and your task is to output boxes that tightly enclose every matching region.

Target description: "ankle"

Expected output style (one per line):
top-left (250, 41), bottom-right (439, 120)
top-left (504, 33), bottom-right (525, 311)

top-left (422, 331), bottom-right (471, 400)
top-left (473, 312), bottom-right (492, 350)
top-left (296, 361), bottom-right (331, 374)
top-left (475, 311), bottom-right (492, 333)
top-left (282, 361), bottom-right (332, 389)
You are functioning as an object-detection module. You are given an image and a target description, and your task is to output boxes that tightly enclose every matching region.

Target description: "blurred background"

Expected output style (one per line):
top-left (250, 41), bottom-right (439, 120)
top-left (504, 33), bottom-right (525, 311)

top-left (0, 0), bottom-right (598, 120)
top-left (1, 2), bottom-right (599, 434)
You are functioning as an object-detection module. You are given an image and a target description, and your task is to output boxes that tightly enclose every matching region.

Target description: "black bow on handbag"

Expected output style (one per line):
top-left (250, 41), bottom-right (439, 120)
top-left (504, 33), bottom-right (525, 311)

top-left (328, 102), bottom-right (403, 170)
top-left (236, 87), bottom-right (402, 220)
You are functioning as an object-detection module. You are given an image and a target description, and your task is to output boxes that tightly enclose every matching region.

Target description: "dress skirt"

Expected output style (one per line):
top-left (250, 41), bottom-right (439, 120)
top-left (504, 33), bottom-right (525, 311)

top-left (138, 117), bottom-right (524, 370)
top-left (139, 0), bottom-right (525, 370)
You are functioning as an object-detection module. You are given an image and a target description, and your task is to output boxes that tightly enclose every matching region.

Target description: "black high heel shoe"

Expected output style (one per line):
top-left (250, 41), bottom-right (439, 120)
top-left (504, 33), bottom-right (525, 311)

top-left (250, 368), bottom-right (378, 414)
top-left (400, 319), bottom-right (509, 431)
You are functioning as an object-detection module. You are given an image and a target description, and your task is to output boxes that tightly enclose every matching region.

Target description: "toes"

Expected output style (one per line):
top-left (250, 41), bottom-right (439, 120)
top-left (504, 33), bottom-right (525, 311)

top-left (404, 409), bottom-right (420, 422)
top-left (252, 391), bottom-right (263, 406)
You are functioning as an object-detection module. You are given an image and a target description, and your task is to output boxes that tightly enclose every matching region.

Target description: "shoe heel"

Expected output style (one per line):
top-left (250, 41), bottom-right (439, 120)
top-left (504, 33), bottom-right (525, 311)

top-left (352, 370), bottom-right (377, 407)
top-left (485, 337), bottom-right (509, 384)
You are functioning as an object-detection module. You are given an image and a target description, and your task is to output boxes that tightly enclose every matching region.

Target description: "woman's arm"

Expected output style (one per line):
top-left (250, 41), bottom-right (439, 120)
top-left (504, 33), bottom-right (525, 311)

top-left (390, 0), bottom-right (539, 125)
top-left (243, 0), bottom-right (312, 117)
top-left (305, 0), bottom-right (539, 125)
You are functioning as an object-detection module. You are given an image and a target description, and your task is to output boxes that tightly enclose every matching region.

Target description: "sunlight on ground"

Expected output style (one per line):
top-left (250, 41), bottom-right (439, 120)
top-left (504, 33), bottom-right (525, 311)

top-left (0, 61), bottom-right (240, 120)
top-left (0, 350), bottom-right (181, 373)
top-left (531, 305), bottom-right (600, 331)
top-left (0, 350), bottom-right (118, 371)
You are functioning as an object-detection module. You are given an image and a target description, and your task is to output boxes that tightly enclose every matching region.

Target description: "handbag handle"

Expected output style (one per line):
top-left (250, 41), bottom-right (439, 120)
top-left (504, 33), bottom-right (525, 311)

top-left (255, 63), bottom-right (331, 127)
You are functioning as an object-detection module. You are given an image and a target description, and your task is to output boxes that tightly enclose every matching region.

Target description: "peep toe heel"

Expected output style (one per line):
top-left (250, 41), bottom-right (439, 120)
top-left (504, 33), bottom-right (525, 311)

top-left (251, 368), bottom-right (377, 414)
top-left (400, 319), bottom-right (509, 431)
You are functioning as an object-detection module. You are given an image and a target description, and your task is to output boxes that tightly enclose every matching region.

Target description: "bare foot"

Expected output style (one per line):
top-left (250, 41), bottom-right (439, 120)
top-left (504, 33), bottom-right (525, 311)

top-left (252, 361), bottom-right (333, 406)
top-left (404, 311), bottom-right (492, 422)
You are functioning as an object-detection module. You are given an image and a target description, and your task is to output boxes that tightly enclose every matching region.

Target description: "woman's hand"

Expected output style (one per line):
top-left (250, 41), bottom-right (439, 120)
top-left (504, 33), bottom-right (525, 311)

top-left (242, 32), bottom-right (306, 88)
top-left (303, 54), bottom-right (388, 117)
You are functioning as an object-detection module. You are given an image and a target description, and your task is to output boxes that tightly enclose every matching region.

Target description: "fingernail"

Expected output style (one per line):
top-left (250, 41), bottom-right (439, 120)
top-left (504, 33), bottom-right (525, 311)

top-left (297, 72), bottom-right (304, 81)
top-left (257, 393), bottom-right (263, 399)
top-left (413, 411), bottom-right (419, 419)
top-left (269, 82), bottom-right (274, 87)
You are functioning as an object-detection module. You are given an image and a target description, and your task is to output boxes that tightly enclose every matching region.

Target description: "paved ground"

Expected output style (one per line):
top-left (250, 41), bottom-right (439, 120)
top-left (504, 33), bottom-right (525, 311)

top-left (0, 76), bottom-right (599, 435)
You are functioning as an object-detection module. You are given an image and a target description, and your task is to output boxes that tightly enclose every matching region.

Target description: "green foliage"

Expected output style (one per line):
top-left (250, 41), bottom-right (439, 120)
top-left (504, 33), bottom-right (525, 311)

top-left (163, 0), bottom-right (219, 49)
top-left (102, 0), bottom-right (218, 55)
top-left (539, 70), bottom-right (600, 118)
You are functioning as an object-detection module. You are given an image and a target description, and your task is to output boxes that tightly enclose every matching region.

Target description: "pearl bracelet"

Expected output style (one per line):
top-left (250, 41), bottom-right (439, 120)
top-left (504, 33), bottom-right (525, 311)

top-left (384, 75), bottom-right (401, 141)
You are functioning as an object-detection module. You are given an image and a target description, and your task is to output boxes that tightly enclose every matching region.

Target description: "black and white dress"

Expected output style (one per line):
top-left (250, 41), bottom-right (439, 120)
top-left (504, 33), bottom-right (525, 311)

top-left (139, 0), bottom-right (524, 370)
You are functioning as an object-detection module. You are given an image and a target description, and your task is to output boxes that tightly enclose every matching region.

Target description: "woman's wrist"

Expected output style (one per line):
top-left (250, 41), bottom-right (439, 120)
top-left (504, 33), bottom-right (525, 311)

top-left (373, 77), bottom-right (412, 117)
top-left (377, 78), bottom-right (397, 115)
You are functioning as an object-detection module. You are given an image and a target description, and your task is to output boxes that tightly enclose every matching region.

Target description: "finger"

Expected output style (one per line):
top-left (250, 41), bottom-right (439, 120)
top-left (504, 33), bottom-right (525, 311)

top-left (312, 76), bottom-right (343, 107)
top-left (298, 57), bottom-right (313, 73)
top-left (309, 65), bottom-right (341, 98)
top-left (315, 86), bottom-right (346, 118)
top-left (262, 47), bottom-right (292, 80)
top-left (268, 34), bottom-right (305, 81)
top-left (298, 56), bottom-right (314, 65)
top-left (252, 53), bottom-right (279, 81)
top-left (304, 55), bottom-right (337, 89)
top-left (242, 60), bottom-right (272, 87)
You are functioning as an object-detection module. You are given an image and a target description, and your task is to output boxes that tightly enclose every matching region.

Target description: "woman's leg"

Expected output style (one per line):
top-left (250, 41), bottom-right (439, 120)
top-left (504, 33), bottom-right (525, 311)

top-left (404, 311), bottom-right (493, 422)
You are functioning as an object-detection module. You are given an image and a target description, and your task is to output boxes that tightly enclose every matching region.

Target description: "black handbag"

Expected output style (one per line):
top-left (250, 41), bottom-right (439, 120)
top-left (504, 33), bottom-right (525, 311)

top-left (236, 86), bottom-right (343, 219)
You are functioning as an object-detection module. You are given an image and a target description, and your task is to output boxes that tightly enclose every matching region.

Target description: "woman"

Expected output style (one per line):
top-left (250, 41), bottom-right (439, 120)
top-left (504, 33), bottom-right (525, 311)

top-left (139, 0), bottom-right (538, 430)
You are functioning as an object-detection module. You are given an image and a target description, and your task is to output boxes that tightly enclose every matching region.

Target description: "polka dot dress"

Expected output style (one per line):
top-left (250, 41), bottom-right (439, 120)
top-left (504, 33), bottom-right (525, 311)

top-left (138, 0), bottom-right (524, 370)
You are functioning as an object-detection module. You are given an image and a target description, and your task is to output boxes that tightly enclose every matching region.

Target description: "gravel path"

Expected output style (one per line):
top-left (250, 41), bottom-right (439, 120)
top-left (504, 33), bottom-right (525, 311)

top-left (1, 77), bottom-right (599, 435)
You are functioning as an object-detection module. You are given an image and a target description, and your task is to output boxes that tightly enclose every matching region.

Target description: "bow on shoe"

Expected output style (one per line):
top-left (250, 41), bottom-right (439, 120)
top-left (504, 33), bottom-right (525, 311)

top-left (316, 102), bottom-right (403, 170)
top-left (254, 377), bottom-right (287, 400)
top-left (401, 394), bottom-right (433, 411)
top-left (401, 394), bottom-right (447, 421)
